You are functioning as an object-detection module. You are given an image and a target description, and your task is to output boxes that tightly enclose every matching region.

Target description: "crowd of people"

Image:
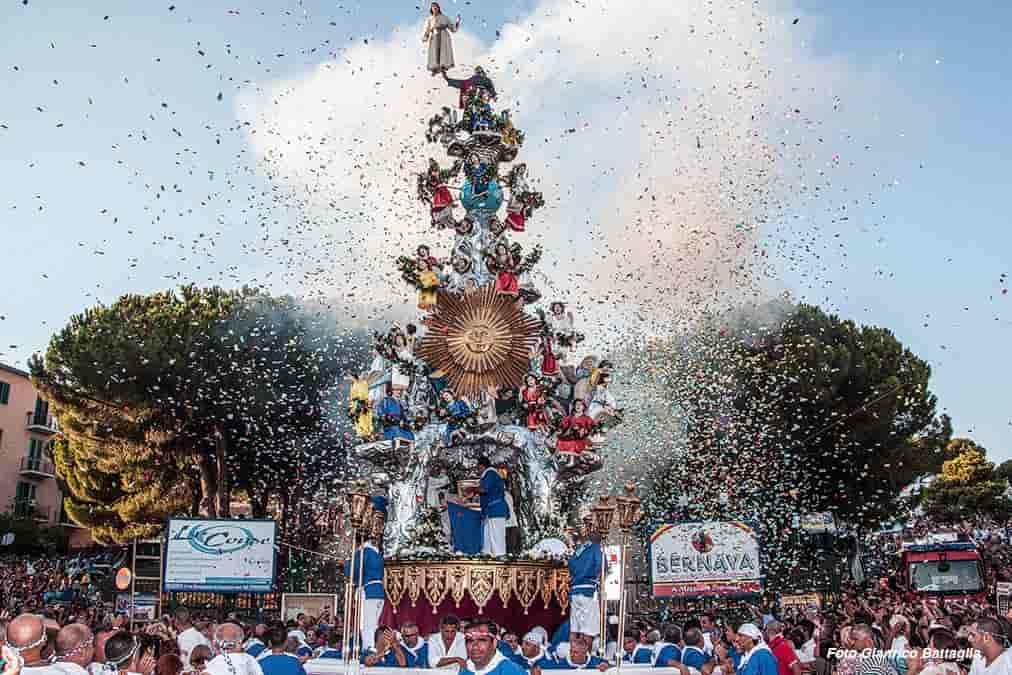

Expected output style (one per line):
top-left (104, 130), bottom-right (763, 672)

top-left (2, 595), bottom-right (1012, 675)
top-left (4, 523), bottom-right (1012, 675)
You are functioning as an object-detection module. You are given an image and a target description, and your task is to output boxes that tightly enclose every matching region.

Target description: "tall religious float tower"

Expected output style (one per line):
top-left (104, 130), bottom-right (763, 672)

top-left (342, 55), bottom-right (624, 636)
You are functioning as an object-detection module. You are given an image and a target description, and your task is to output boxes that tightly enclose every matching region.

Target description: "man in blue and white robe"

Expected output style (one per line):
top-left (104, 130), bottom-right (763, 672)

top-left (477, 457), bottom-right (510, 557)
top-left (511, 631), bottom-right (554, 671)
top-left (542, 636), bottom-right (609, 671)
top-left (568, 531), bottom-right (604, 644)
top-left (398, 622), bottom-right (428, 668)
top-left (344, 538), bottom-right (386, 653)
top-left (733, 624), bottom-right (778, 675)
top-left (458, 622), bottom-right (525, 675)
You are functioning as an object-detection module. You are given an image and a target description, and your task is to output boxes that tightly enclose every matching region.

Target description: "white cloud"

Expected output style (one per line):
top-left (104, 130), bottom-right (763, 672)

top-left (238, 0), bottom-right (864, 349)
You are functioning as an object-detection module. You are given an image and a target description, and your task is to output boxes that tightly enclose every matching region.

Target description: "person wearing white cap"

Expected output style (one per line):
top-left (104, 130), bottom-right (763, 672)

top-left (511, 631), bottom-right (554, 671)
top-left (733, 624), bottom-right (778, 675)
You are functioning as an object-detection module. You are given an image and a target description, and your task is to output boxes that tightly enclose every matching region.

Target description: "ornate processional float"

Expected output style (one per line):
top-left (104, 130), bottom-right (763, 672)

top-left (339, 19), bottom-right (626, 635)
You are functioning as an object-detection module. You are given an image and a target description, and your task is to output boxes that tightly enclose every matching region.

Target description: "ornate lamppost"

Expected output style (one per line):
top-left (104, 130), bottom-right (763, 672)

top-left (343, 484), bottom-right (373, 666)
top-left (613, 485), bottom-right (642, 673)
top-left (590, 496), bottom-right (617, 652)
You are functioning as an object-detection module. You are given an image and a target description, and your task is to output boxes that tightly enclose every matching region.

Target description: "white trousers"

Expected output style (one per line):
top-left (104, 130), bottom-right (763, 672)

top-left (359, 590), bottom-right (384, 652)
top-left (570, 593), bottom-right (600, 637)
top-left (482, 517), bottom-right (506, 556)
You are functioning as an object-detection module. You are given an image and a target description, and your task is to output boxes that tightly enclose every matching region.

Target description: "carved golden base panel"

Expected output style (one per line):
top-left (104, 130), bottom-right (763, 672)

top-left (385, 559), bottom-right (570, 615)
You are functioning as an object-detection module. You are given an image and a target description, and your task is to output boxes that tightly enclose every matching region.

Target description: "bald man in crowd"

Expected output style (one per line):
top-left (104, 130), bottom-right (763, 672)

top-left (6, 614), bottom-right (61, 675)
top-left (52, 624), bottom-right (94, 675)
top-left (205, 623), bottom-right (264, 675)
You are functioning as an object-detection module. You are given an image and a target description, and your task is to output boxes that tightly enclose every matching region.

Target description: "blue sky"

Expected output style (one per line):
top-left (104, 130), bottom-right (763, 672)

top-left (1, 1), bottom-right (1009, 459)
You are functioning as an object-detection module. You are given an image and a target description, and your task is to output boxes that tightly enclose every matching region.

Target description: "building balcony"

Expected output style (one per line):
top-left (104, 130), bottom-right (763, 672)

top-left (12, 501), bottom-right (50, 523)
top-left (19, 457), bottom-right (55, 478)
top-left (25, 411), bottom-right (59, 435)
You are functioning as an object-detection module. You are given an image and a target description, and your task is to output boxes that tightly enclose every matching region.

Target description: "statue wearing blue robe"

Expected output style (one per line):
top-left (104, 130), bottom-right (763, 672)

top-left (378, 395), bottom-right (414, 442)
top-left (442, 398), bottom-right (472, 445)
top-left (461, 178), bottom-right (503, 212)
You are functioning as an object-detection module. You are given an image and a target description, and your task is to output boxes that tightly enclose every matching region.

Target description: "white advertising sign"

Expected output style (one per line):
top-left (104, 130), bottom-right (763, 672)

top-left (604, 545), bottom-right (622, 601)
top-left (650, 521), bottom-right (761, 598)
top-left (164, 518), bottom-right (277, 593)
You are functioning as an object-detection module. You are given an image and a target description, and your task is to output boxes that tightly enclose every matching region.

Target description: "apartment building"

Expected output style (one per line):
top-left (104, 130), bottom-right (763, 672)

top-left (0, 362), bottom-right (89, 544)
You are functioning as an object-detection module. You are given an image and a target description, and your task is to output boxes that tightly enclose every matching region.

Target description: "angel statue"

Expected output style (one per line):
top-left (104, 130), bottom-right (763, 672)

top-left (422, 3), bottom-right (460, 75)
top-left (444, 66), bottom-right (497, 109)
top-left (504, 164), bottom-right (545, 233)
top-left (417, 159), bottom-right (462, 228)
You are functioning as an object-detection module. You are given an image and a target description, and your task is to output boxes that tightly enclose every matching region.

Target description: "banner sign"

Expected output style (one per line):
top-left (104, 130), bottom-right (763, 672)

top-left (115, 593), bottom-right (158, 620)
top-left (650, 521), bottom-right (761, 598)
top-left (281, 593), bottom-right (340, 624)
top-left (163, 518), bottom-right (277, 593)
top-left (781, 592), bottom-right (822, 609)
top-left (800, 513), bottom-right (837, 533)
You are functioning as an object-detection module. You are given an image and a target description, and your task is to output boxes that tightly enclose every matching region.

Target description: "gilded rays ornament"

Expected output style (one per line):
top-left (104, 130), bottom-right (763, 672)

top-left (417, 284), bottom-right (542, 398)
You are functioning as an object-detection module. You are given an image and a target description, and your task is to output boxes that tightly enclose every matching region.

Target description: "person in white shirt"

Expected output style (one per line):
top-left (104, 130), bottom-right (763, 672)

top-left (176, 608), bottom-right (212, 668)
top-left (204, 624), bottom-right (264, 675)
top-left (427, 615), bottom-right (468, 670)
top-left (969, 618), bottom-right (1012, 675)
top-left (889, 616), bottom-right (910, 654)
top-left (52, 624), bottom-right (94, 675)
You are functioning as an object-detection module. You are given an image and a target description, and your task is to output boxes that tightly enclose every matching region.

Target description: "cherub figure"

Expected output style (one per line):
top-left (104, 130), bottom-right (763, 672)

top-left (417, 159), bottom-right (462, 228)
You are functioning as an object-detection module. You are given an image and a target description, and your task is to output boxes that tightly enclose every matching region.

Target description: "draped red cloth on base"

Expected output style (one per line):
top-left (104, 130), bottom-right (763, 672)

top-left (379, 592), bottom-right (567, 637)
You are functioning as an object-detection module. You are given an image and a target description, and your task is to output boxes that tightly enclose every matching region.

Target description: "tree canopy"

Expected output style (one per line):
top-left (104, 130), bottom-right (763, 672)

top-left (32, 285), bottom-right (367, 543)
top-left (638, 302), bottom-right (950, 591)
top-left (920, 442), bottom-right (1011, 523)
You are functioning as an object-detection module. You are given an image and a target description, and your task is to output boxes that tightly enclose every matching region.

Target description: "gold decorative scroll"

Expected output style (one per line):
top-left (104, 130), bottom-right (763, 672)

top-left (385, 559), bottom-right (568, 615)
top-left (423, 567), bottom-right (450, 613)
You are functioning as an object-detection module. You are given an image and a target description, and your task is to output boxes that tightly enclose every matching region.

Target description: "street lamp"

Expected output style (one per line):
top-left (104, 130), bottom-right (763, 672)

top-left (613, 485), bottom-right (642, 674)
top-left (584, 487), bottom-right (640, 663)
top-left (591, 496), bottom-right (617, 648)
top-left (343, 484), bottom-right (372, 666)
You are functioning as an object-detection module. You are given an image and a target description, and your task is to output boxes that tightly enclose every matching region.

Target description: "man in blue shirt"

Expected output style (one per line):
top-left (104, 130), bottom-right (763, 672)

top-left (244, 624), bottom-right (268, 658)
top-left (681, 628), bottom-right (714, 674)
top-left (654, 625), bottom-right (683, 668)
top-left (459, 621), bottom-right (525, 675)
top-left (511, 630), bottom-right (555, 671)
top-left (733, 624), bottom-right (778, 675)
top-left (258, 627), bottom-right (307, 675)
top-left (316, 632), bottom-right (343, 660)
top-left (568, 530), bottom-right (604, 647)
top-left (621, 631), bottom-right (653, 664)
top-left (344, 537), bottom-right (386, 653)
top-left (362, 626), bottom-right (412, 667)
top-left (542, 635), bottom-right (609, 671)
top-left (399, 622), bottom-right (428, 668)
top-left (477, 456), bottom-right (510, 557)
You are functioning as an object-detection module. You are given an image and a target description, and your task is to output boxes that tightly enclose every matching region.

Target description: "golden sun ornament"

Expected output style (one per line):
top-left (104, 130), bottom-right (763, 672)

top-left (417, 284), bottom-right (543, 398)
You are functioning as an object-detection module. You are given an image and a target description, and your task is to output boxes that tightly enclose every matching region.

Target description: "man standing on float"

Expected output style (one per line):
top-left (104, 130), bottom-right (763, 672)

top-left (568, 526), bottom-right (605, 646)
top-left (345, 534), bottom-right (385, 652)
top-left (477, 456), bottom-right (509, 557)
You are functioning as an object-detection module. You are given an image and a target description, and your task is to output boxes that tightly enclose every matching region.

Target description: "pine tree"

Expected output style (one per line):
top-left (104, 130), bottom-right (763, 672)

top-left (33, 286), bottom-right (367, 542)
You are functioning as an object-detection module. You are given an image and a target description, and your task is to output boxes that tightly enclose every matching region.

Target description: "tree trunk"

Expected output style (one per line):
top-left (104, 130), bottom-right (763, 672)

top-left (197, 451), bottom-right (218, 518)
top-left (249, 486), bottom-right (269, 518)
top-left (187, 472), bottom-right (202, 516)
top-left (215, 426), bottom-right (230, 517)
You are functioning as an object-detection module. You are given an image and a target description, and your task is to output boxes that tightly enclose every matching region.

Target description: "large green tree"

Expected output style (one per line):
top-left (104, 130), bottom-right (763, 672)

top-left (733, 304), bottom-right (951, 527)
top-left (32, 286), bottom-right (367, 543)
top-left (638, 302), bottom-right (950, 592)
top-left (920, 442), bottom-right (1012, 523)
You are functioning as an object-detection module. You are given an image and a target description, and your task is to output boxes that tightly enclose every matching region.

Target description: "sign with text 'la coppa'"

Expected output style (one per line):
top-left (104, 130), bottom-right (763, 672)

top-left (650, 521), bottom-right (761, 598)
top-left (163, 518), bottom-right (277, 593)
